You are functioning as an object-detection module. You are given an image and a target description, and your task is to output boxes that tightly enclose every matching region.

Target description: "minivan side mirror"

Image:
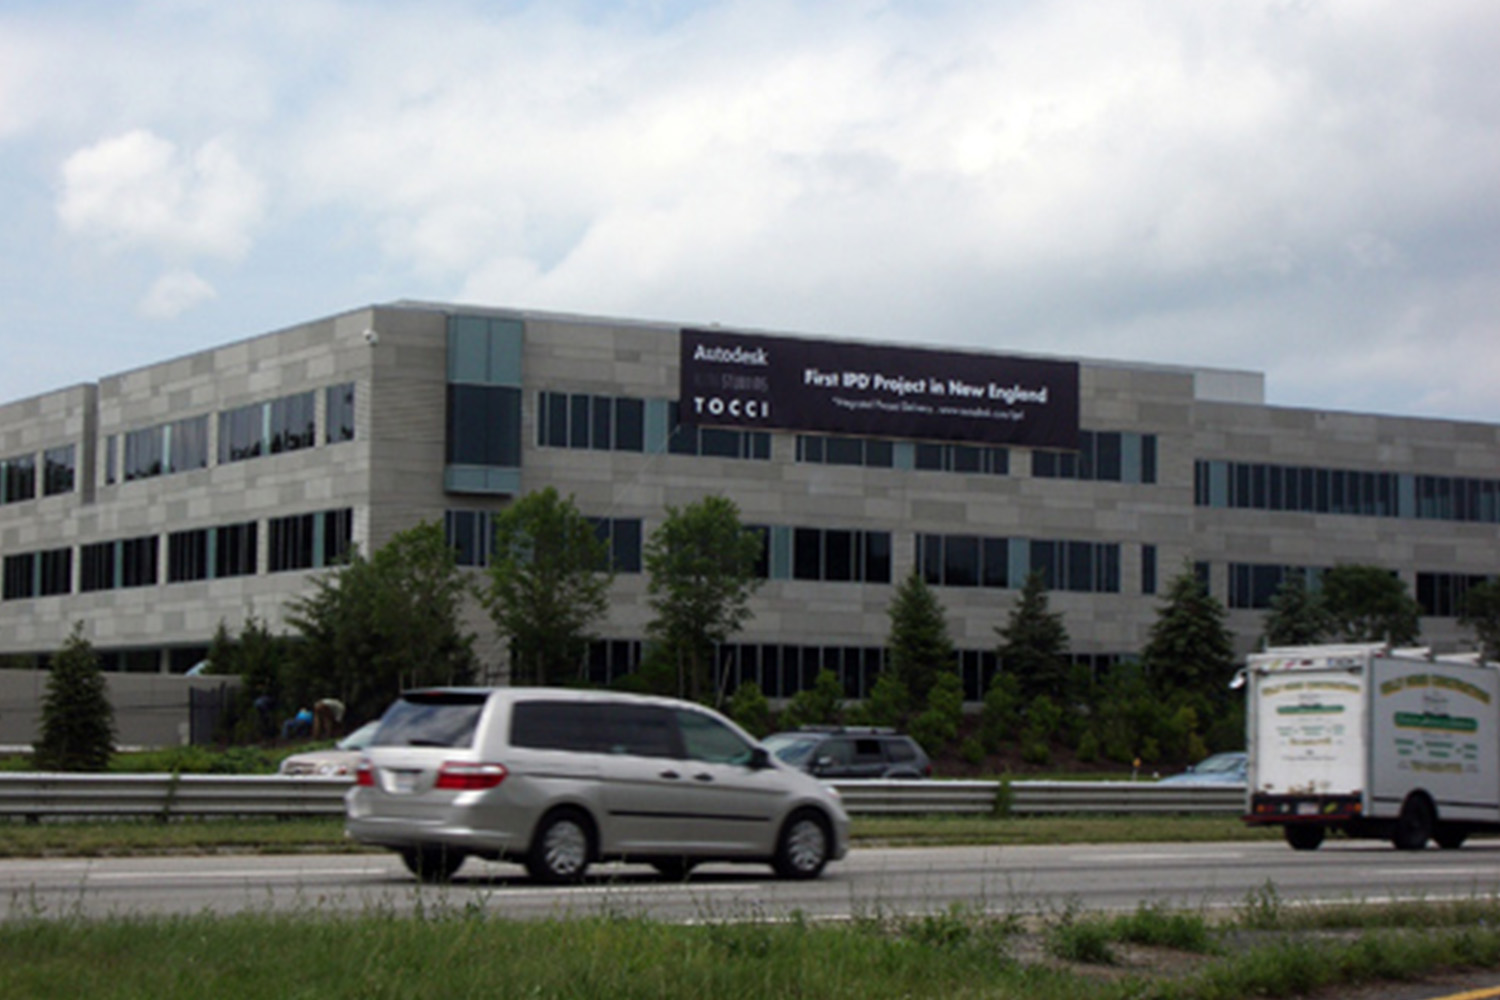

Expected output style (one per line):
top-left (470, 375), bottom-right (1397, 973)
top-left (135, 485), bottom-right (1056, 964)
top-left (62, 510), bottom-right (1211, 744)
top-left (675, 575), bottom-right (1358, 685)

top-left (748, 746), bottom-right (772, 769)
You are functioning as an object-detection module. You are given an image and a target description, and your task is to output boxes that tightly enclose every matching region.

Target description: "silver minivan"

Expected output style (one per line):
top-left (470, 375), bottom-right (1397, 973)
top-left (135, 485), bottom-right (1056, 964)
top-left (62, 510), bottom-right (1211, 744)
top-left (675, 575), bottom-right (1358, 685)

top-left (345, 687), bottom-right (850, 883)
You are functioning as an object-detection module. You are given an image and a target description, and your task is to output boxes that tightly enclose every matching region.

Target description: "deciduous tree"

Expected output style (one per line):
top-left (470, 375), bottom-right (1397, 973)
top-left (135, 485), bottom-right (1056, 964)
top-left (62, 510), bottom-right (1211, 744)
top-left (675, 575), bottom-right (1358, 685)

top-left (1319, 564), bottom-right (1421, 646)
top-left (644, 495), bottom-right (764, 704)
top-left (482, 487), bottom-right (613, 686)
top-left (285, 521), bottom-right (476, 723)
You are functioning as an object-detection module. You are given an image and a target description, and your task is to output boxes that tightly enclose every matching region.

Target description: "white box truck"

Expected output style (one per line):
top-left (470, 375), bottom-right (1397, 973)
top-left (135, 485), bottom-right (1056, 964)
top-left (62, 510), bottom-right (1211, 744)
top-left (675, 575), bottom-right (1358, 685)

top-left (1244, 643), bottom-right (1500, 851)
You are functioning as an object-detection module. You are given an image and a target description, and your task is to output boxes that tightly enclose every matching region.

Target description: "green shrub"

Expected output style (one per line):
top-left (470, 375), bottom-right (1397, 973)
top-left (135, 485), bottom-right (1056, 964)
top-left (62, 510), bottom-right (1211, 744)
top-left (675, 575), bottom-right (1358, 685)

top-left (726, 681), bottom-right (772, 738)
top-left (959, 737), bottom-right (985, 766)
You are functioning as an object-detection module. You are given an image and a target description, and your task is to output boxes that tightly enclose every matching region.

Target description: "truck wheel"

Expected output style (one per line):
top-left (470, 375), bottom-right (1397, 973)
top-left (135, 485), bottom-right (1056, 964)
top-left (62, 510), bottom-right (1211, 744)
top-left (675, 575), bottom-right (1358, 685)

top-left (1392, 797), bottom-right (1433, 851)
top-left (1434, 825), bottom-right (1468, 850)
top-left (1284, 824), bottom-right (1325, 851)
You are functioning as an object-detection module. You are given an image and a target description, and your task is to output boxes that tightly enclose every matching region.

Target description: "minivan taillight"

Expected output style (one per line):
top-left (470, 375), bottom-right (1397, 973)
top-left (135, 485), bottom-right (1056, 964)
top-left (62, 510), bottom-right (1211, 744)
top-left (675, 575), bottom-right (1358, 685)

top-left (434, 762), bottom-right (508, 791)
top-left (355, 760), bottom-right (374, 787)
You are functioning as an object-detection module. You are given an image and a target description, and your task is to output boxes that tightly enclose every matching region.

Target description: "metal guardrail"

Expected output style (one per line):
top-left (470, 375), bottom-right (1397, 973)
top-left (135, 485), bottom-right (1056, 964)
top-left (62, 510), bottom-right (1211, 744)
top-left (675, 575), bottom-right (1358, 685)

top-left (0, 774), bottom-right (1245, 822)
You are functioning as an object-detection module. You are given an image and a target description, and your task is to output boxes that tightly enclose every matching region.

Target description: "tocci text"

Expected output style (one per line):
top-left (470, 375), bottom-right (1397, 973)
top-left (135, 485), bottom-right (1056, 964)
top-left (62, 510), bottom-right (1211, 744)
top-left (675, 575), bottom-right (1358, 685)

top-left (692, 396), bottom-right (769, 419)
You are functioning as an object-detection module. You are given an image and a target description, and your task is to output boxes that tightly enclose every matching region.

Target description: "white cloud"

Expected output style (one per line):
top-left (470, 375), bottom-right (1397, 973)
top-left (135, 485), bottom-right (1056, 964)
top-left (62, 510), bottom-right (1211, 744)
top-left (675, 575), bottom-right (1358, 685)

top-left (138, 269), bottom-right (217, 320)
top-left (57, 129), bottom-right (265, 259)
top-left (1, 1), bottom-right (1498, 418)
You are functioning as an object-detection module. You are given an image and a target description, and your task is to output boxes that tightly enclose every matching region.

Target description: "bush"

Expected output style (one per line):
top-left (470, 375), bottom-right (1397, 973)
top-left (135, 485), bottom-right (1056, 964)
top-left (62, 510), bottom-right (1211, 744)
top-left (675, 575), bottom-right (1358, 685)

top-left (960, 737), bottom-right (985, 767)
top-left (726, 681), bottom-right (772, 738)
top-left (909, 672), bottom-right (962, 755)
top-left (781, 669), bottom-right (844, 729)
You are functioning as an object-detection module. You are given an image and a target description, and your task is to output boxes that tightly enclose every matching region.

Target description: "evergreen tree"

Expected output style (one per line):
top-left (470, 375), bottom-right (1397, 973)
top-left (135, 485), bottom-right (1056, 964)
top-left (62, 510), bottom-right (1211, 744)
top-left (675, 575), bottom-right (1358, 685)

top-left (995, 569), bottom-right (1071, 701)
top-left (33, 624), bottom-right (115, 772)
top-left (1460, 579), bottom-right (1500, 662)
top-left (644, 495), bottom-right (764, 704)
top-left (483, 487), bottom-right (613, 685)
top-left (1319, 564), bottom-right (1422, 646)
top-left (886, 568), bottom-right (956, 709)
top-left (1261, 569), bottom-right (1332, 647)
top-left (1143, 563), bottom-right (1235, 702)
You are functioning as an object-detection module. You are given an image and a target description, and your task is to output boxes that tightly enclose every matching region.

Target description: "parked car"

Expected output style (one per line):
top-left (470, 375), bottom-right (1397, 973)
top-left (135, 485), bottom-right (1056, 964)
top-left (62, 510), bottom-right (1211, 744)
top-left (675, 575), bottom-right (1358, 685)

top-left (278, 720), bottom-right (380, 777)
top-left (762, 726), bottom-right (932, 779)
top-left (345, 687), bottom-right (850, 884)
top-left (1158, 751), bottom-right (1248, 785)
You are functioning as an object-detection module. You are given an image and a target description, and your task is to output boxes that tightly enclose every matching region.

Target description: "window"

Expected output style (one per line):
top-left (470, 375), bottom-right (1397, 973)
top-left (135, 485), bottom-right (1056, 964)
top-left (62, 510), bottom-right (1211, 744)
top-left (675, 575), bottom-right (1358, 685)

top-left (1034, 431), bottom-right (1154, 483)
top-left (591, 517), bottom-right (643, 574)
top-left (1028, 540), bottom-right (1121, 593)
top-left (170, 416), bottom-right (209, 472)
top-left (2, 454), bottom-right (36, 503)
top-left (80, 542), bottom-right (115, 592)
top-left (215, 522), bottom-right (257, 578)
top-left (326, 383), bottom-right (356, 443)
top-left (121, 536), bottom-right (158, 588)
top-left (538, 392), bottom-right (649, 452)
top-left (1417, 572), bottom-right (1493, 617)
top-left (3, 553), bottom-right (34, 599)
top-left (168, 529), bottom-right (210, 583)
top-left (270, 509), bottom-right (354, 572)
top-left (269, 392), bottom-right (316, 454)
top-left (1142, 544), bottom-right (1158, 595)
top-left (667, 402), bottom-right (770, 460)
top-left (446, 510), bottom-right (492, 567)
top-left (1229, 564), bottom-right (1321, 610)
top-left (448, 384), bottom-right (521, 466)
top-left (38, 548), bottom-right (71, 596)
top-left (219, 403), bottom-right (264, 463)
top-left (796, 435), bottom-right (897, 469)
top-left (917, 533), bottom-right (1012, 590)
top-left (792, 528), bottom-right (892, 583)
top-left (124, 425), bottom-right (166, 481)
top-left (43, 445), bottom-right (75, 496)
top-left (913, 442), bottom-right (1009, 475)
top-left (677, 709), bottom-right (752, 764)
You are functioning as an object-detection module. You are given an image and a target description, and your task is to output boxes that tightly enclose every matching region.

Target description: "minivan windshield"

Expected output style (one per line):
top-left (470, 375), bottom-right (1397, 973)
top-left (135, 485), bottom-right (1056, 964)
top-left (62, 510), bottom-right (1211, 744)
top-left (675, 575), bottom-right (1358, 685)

top-left (372, 692), bottom-right (486, 748)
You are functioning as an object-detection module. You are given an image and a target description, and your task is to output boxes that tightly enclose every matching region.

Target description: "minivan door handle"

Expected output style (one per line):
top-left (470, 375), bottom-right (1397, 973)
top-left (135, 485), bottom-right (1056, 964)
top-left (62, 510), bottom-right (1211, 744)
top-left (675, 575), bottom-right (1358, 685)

top-left (658, 769), bottom-right (681, 780)
top-left (692, 773), bottom-right (714, 782)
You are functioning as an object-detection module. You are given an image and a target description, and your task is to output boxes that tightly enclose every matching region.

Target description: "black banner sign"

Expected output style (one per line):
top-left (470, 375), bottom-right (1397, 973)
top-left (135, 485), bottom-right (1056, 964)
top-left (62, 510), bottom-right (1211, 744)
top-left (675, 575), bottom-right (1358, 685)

top-left (679, 329), bottom-right (1080, 449)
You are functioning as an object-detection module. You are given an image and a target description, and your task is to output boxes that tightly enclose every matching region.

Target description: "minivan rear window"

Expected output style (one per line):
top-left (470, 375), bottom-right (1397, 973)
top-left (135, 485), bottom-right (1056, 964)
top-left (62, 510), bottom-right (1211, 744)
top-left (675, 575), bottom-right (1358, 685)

top-left (372, 692), bottom-right (486, 748)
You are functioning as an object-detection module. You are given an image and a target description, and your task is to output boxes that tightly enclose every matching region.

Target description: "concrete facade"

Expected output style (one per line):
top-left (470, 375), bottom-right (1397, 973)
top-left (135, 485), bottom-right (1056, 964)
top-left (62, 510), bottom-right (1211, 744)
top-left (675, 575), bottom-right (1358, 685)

top-left (1, 300), bottom-right (1497, 715)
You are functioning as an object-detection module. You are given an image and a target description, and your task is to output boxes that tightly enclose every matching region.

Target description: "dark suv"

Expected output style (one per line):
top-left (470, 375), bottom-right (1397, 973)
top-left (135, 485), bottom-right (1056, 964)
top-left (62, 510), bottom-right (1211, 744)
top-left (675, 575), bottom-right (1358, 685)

top-left (762, 727), bottom-right (932, 779)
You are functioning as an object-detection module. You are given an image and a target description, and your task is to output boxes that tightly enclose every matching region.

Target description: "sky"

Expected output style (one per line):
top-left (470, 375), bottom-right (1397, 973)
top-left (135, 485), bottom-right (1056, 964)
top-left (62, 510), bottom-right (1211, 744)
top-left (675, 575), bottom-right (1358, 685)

top-left (2, 0), bottom-right (1498, 422)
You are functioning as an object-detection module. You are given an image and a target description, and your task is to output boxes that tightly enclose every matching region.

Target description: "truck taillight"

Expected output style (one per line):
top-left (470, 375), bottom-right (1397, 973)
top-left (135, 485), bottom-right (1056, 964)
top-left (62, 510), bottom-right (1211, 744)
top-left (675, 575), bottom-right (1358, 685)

top-left (435, 762), bottom-right (508, 791)
top-left (355, 761), bottom-right (374, 787)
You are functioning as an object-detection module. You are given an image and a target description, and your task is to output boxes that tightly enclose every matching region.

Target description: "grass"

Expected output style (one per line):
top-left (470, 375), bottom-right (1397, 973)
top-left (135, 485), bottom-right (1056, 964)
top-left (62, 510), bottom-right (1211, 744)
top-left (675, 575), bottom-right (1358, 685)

top-left (4, 894), bottom-right (1500, 999)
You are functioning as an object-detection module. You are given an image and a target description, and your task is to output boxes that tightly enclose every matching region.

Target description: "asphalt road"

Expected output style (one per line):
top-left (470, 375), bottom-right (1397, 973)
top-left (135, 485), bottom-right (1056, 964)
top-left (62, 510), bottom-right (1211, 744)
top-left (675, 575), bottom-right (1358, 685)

top-left (5, 839), bottom-right (1500, 924)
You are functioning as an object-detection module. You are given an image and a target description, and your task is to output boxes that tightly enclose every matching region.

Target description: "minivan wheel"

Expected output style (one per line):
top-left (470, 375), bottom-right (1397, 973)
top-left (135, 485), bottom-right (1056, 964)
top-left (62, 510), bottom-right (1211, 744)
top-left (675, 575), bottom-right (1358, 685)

top-left (527, 810), bottom-right (592, 883)
top-left (773, 810), bottom-right (830, 880)
top-left (651, 857), bottom-right (698, 882)
top-left (400, 845), bottom-right (467, 883)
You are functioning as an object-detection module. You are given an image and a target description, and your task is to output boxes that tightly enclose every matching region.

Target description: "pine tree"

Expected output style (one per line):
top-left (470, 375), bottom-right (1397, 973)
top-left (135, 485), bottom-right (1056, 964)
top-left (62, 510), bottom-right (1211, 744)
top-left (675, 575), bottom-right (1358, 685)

top-left (33, 624), bottom-right (115, 772)
top-left (1143, 564), bottom-right (1235, 702)
top-left (1261, 569), bottom-right (1331, 647)
top-left (886, 568), bottom-right (956, 710)
top-left (996, 569), bottom-right (1071, 701)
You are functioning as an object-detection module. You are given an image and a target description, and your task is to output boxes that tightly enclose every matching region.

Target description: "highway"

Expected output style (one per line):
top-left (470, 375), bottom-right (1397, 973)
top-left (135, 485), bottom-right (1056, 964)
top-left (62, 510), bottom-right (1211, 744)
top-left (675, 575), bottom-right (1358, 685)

top-left (5, 839), bottom-right (1500, 923)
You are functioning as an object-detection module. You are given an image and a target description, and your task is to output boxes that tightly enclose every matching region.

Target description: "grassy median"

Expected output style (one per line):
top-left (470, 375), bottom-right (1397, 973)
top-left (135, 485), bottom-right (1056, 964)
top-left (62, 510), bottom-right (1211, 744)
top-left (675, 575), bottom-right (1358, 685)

top-left (5, 894), bottom-right (1500, 999)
